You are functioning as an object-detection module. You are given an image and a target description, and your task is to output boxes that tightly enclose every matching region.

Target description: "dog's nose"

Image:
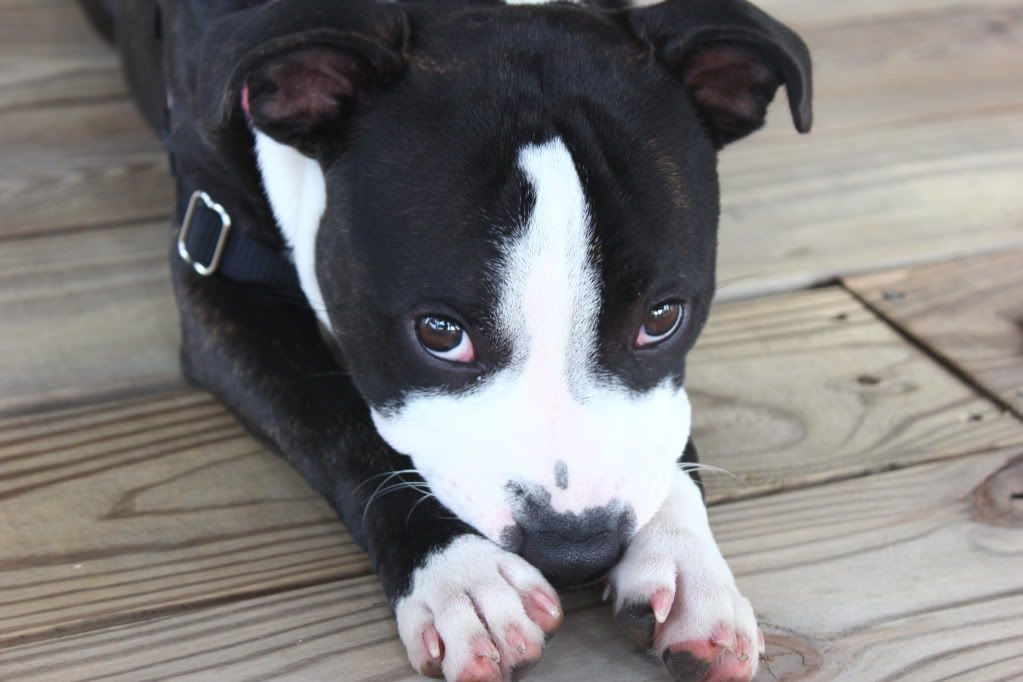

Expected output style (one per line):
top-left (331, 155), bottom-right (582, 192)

top-left (514, 504), bottom-right (633, 587)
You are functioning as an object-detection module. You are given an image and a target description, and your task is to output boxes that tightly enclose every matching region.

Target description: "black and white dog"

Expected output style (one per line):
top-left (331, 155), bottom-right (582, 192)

top-left (85, 0), bottom-right (811, 679)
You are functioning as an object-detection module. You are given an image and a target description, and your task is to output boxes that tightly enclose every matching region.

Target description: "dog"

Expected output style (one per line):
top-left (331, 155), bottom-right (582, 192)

top-left (83, 0), bottom-right (811, 679)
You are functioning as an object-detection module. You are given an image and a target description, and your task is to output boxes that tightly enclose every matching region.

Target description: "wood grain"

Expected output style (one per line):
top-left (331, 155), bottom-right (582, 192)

top-left (716, 107), bottom-right (1023, 301)
top-left (5, 449), bottom-right (1020, 681)
top-left (0, 0), bottom-right (126, 112)
top-left (0, 96), bottom-right (171, 238)
top-left (845, 251), bottom-right (1023, 415)
top-left (0, 0), bottom-right (172, 236)
top-left (690, 288), bottom-right (1023, 501)
top-left (0, 390), bottom-right (366, 646)
top-left (2, 286), bottom-right (1021, 647)
top-left (0, 220), bottom-right (183, 415)
top-left (756, 2), bottom-right (1023, 138)
top-left (753, 0), bottom-right (1023, 25)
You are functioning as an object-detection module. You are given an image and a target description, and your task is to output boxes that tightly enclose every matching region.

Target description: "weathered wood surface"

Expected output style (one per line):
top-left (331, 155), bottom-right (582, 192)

top-left (716, 106), bottom-right (1023, 300)
top-left (3, 287), bottom-right (1021, 650)
top-left (6, 449), bottom-right (1021, 681)
top-left (1, 0), bottom-right (1021, 290)
top-left (0, 390), bottom-right (365, 646)
top-left (0, 0), bottom-right (172, 238)
top-left (713, 0), bottom-right (1023, 299)
top-left (756, 0), bottom-right (1023, 25)
top-left (2, 0), bottom-right (1023, 680)
top-left (689, 289), bottom-right (1023, 501)
top-left (0, 0), bottom-right (126, 111)
top-left (0, 220), bottom-right (183, 416)
top-left (0, 97), bottom-right (171, 239)
top-left (845, 251), bottom-right (1023, 415)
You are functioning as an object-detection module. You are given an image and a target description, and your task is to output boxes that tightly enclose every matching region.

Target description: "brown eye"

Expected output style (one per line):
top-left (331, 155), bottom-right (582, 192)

top-left (415, 315), bottom-right (476, 363)
top-left (635, 302), bottom-right (684, 348)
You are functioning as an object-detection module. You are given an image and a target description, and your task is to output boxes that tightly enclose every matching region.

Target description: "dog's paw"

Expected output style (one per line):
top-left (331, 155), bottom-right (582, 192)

top-left (395, 535), bottom-right (563, 681)
top-left (607, 523), bottom-right (763, 682)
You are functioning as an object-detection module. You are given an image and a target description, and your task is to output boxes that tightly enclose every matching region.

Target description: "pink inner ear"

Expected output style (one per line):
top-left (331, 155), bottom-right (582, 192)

top-left (257, 49), bottom-right (360, 125)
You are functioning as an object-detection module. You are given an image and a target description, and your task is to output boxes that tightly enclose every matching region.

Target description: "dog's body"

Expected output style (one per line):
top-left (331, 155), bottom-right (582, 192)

top-left (87, 1), bottom-right (811, 679)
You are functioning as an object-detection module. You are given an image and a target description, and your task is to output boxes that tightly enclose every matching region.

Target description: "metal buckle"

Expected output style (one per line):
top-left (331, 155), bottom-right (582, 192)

top-left (177, 190), bottom-right (232, 276)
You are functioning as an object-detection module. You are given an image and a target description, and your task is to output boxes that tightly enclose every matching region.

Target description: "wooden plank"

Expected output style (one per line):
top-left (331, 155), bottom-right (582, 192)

top-left (690, 288), bottom-right (1023, 501)
top-left (0, 151), bottom-right (171, 239)
top-left (0, 1), bottom-right (116, 52)
top-left (0, 0), bottom-right (126, 112)
top-left (0, 3), bottom-right (169, 234)
top-left (754, 3), bottom-right (1023, 139)
top-left (0, 390), bottom-right (367, 646)
top-left (0, 96), bottom-right (172, 237)
top-left (712, 2), bottom-right (1023, 298)
top-left (0, 220), bottom-right (183, 415)
top-left (756, 0), bottom-right (1023, 29)
top-left (716, 108), bottom-right (1023, 301)
top-left (5, 449), bottom-right (1020, 681)
top-left (0, 98), bottom-right (159, 161)
top-left (845, 251), bottom-right (1023, 415)
top-left (2, 287), bottom-right (1021, 646)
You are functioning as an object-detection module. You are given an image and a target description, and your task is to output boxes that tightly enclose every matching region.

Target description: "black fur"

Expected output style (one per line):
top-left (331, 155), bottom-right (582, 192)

top-left (88, 0), bottom-right (810, 621)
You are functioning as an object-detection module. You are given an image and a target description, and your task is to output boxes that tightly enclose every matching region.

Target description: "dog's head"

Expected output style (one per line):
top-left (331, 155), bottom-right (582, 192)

top-left (201, 0), bottom-right (811, 585)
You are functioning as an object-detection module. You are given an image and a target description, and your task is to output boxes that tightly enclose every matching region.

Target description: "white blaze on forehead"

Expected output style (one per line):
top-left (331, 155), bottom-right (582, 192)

top-left (500, 139), bottom-right (602, 391)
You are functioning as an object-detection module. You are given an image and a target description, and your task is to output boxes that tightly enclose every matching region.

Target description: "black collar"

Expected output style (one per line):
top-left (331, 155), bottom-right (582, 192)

top-left (175, 185), bottom-right (304, 297)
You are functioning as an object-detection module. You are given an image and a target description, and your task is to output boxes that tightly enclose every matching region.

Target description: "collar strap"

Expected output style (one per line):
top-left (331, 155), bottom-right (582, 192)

top-left (176, 189), bottom-right (304, 296)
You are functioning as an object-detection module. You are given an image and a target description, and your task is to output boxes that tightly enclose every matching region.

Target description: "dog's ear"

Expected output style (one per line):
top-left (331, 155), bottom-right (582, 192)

top-left (625, 0), bottom-right (812, 148)
top-left (196, 0), bottom-right (408, 157)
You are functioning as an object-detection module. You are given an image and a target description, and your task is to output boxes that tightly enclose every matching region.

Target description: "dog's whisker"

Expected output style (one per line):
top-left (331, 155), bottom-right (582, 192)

top-left (677, 462), bottom-right (738, 479)
top-left (405, 491), bottom-right (438, 525)
top-left (353, 468), bottom-right (422, 495)
top-left (363, 478), bottom-right (434, 525)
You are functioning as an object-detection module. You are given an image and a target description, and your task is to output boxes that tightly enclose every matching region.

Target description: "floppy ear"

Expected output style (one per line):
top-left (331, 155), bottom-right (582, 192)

top-left (196, 0), bottom-right (408, 157)
top-left (625, 0), bottom-right (812, 148)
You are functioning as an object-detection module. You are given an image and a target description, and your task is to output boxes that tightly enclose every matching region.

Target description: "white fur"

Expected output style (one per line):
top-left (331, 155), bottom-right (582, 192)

top-left (609, 470), bottom-right (762, 666)
top-left (253, 131), bottom-right (330, 327)
top-left (395, 535), bottom-right (556, 679)
top-left (372, 138), bottom-right (691, 543)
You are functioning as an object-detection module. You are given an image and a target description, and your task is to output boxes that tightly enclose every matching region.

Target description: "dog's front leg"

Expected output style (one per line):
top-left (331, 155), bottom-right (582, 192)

top-left (334, 453), bottom-right (563, 680)
top-left (175, 280), bottom-right (561, 681)
top-left (608, 442), bottom-right (763, 682)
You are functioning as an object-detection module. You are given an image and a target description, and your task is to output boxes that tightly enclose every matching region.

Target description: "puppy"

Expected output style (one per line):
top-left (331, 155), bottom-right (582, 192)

top-left (89, 0), bottom-right (811, 679)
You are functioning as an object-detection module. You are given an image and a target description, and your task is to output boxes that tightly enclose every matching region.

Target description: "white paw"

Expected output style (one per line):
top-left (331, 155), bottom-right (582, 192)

top-left (395, 535), bottom-right (563, 681)
top-left (607, 518), bottom-right (763, 682)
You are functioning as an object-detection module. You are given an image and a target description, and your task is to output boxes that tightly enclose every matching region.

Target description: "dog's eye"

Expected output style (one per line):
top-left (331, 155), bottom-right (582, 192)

top-left (415, 315), bottom-right (476, 363)
top-left (635, 302), bottom-right (685, 348)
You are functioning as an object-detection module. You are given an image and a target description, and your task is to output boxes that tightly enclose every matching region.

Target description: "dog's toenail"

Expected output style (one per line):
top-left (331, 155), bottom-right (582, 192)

top-left (739, 651), bottom-right (750, 662)
top-left (534, 591), bottom-right (561, 618)
top-left (424, 626), bottom-right (442, 658)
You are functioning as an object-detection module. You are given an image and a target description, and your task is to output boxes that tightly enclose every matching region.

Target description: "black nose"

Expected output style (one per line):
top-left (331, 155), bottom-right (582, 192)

top-left (508, 493), bottom-right (634, 587)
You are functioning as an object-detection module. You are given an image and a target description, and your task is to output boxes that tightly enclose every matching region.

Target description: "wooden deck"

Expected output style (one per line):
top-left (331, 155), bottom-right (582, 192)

top-left (1, 1), bottom-right (1022, 680)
